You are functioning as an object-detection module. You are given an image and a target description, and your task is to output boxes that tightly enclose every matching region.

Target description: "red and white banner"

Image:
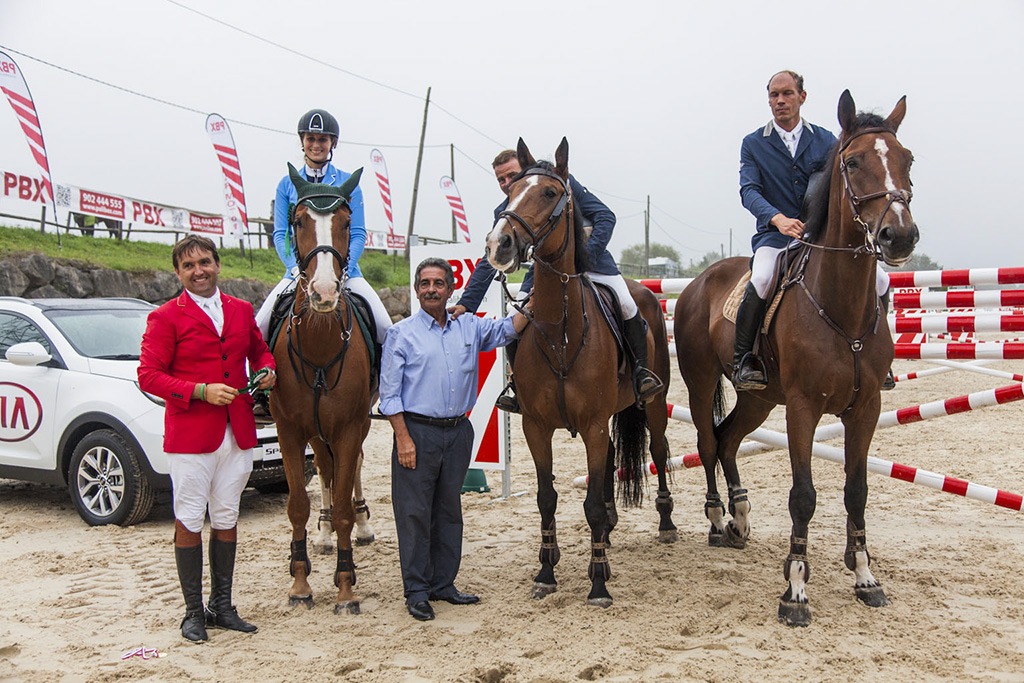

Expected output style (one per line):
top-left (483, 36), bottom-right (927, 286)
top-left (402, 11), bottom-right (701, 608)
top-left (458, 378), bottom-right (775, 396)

top-left (52, 180), bottom-right (226, 235)
top-left (205, 114), bottom-right (247, 239)
top-left (0, 51), bottom-right (53, 207)
top-left (369, 148), bottom-right (394, 235)
top-left (440, 175), bottom-right (471, 243)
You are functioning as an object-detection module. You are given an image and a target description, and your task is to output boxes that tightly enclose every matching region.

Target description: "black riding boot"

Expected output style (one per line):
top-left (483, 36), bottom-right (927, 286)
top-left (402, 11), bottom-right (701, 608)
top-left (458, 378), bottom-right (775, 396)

top-left (205, 538), bottom-right (258, 633)
top-left (732, 282), bottom-right (768, 391)
top-left (252, 390), bottom-right (273, 424)
top-left (623, 314), bottom-right (664, 405)
top-left (495, 339), bottom-right (520, 414)
top-left (880, 290), bottom-right (896, 390)
top-left (175, 544), bottom-right (208, 643)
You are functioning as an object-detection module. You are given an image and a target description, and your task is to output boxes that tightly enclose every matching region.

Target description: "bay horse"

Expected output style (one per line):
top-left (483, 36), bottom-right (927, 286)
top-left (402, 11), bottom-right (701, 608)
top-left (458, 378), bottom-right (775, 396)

top-left (674, 91), bottom-right (918, 626)
top-left (270, 163), bottom-right (372, 614)
top-left (485, 138), bottom-right (676, 607)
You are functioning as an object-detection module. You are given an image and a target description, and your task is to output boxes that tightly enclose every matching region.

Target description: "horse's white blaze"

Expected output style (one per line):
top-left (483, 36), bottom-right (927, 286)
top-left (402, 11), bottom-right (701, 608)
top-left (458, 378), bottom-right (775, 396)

top-left (485, 177), bottom-right (539, 272)
top-left (308, 210), bottom-right (341, 303)
top-left (874, 138), bottom-right (907, 223)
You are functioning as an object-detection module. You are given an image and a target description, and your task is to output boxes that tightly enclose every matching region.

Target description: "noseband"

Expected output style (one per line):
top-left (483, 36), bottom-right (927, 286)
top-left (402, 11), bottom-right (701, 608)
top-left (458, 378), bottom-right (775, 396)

top-left (838, 126), bottom-right (913, 258)
top-left (496, 167), bottom-right (572, 267)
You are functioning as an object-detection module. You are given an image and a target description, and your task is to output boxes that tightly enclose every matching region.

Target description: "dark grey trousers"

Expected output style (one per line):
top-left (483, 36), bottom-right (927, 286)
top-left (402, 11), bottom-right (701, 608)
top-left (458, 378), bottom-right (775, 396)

top-left (391, 418), bottom-right (473, 605)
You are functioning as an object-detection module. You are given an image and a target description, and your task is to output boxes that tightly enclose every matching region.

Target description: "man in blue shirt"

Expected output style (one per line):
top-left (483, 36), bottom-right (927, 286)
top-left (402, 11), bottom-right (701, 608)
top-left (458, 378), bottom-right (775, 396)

top-left (380, 257), bottom-right (529, 621)
top-left (451, 149), bottom-right (661, 412)
top-left (735, 71), bottom-right (838, 390)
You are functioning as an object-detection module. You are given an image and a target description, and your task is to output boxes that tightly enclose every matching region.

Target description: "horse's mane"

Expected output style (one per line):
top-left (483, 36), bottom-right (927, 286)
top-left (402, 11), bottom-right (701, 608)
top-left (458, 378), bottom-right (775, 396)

top-left (801, 112), bottom-right (892, 244)
top-left (527, 161), bottom-right (591, 274)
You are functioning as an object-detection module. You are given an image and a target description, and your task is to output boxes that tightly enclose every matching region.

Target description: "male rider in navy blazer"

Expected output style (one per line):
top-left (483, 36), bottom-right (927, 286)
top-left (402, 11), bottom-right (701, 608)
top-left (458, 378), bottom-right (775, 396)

top-left (732, 70), bottom-right (838, 391)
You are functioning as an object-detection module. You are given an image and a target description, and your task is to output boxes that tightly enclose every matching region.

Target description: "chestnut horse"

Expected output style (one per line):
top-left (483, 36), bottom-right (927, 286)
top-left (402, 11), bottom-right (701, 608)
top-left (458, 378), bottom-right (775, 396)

top-left (271, 164), bottom-right (372, 614)
top-left (485, 138), bottom-right (676, 607)
top-left (674, 91), bottom-right (918, 626)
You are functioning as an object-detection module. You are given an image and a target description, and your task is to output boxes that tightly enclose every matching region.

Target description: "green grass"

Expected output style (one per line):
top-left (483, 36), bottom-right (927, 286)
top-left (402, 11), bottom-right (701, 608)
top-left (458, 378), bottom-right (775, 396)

top-left (0, 224), bottom-right (413, 288)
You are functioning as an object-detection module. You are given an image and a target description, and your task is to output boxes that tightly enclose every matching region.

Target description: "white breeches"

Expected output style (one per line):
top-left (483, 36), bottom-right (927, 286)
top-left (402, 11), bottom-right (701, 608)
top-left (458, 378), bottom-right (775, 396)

top-left (589, 272), bottom-right (638, 319)
top-left (168, 429), bottom-right (253, 533)
top-left (255, 274), bottom-right (392, 344)
top-left (750, 246), bottom-right (890, 300)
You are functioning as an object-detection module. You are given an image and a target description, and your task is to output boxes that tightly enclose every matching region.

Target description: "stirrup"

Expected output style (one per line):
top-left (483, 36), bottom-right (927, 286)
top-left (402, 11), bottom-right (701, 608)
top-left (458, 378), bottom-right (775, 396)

top-left (494, 382), bottom-right (520, 414)
top-left (732, 354), bottom-right (767, 391)
top-left (882, 369), bottom-right (896, 391)
top-left (634, 369), bottom-right (664, 405)
top-left (253, 391), bottom-right (274, 425)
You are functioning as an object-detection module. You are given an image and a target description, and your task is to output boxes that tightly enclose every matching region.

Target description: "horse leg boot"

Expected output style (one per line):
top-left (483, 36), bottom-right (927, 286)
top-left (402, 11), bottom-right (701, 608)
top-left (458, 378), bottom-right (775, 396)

top-left (205, 528), bottom-right (258, 633)
top-left (623, 314), bottom-right (664, 405)
top-left (495, 339), bottom-right (521, 413)
top-left (174, 522), bottom-right (208, 643)
top-left (880, 290), bottom-right (896, 390)
top-left (732, 282), bottom-right (768, 391)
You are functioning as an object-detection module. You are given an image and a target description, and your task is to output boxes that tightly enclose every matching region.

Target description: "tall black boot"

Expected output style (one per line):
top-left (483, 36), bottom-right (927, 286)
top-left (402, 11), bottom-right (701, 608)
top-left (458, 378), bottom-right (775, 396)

top-left (732, 282), bottom-right (768, 391)
top-left (880, 289), bottom-right (896, 390)
top-left (495, 339), bottom-right (520, 413)
top-left (175, 544), bottom-right (208, 643)
top-left (623, 314), bottom-right (664, 405)
top-left (205, 538), bottom-right (258, 633)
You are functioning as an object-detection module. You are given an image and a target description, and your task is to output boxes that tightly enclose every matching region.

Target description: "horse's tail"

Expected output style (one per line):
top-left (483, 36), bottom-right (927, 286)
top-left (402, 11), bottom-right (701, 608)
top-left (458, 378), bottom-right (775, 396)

top-left (712, 377), bottom-right (727, 428)
top-left (613, 403), bottom-right (649, 508)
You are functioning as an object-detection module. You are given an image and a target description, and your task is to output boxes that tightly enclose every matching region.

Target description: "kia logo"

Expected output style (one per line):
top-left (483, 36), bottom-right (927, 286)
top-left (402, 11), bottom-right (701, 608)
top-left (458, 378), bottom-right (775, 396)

top-left (0, 382), bottom-right (43, 442)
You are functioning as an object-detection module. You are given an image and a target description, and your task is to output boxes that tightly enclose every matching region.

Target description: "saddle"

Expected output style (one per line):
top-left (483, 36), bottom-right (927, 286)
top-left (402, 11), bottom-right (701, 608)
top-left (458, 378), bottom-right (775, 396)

top-left (585, 278), bottom-right (632, 377)
top-left (268, 287), bottom-right (381, 387)
top-left (723, 241), bottom-right (810, 335)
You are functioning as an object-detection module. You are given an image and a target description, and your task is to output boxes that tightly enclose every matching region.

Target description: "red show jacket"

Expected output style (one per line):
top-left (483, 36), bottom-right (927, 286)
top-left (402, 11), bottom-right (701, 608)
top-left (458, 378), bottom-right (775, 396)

top-left (138, 290), bottom-right (275, 454)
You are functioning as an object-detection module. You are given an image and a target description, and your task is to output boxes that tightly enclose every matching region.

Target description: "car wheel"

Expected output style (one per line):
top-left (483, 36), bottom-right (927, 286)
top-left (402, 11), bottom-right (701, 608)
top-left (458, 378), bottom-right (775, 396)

top-left (68, 429), bottom-right (155, 526)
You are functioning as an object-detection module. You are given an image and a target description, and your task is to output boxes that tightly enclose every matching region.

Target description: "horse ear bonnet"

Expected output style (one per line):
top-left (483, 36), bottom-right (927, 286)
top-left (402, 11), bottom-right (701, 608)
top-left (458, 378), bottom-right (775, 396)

top-left (288, 162), bottom-right (353, 214)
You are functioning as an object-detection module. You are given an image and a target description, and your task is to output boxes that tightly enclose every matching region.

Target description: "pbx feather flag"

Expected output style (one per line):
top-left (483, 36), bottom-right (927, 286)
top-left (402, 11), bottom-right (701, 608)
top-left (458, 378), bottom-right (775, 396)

top-left (440, 175), bottom-right (470, 243)
top-left (0, 50), bottom-right (53, 206)
top-left (370, 148), bottom-right (394, 235)
top-left (205, 113), bottom-right (248, 238)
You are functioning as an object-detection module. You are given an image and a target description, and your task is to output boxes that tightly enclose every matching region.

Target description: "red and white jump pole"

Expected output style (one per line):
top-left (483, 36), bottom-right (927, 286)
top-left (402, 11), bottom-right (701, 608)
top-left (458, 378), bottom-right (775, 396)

top-left (893, 288), bottom-right (1024, 310)
top-left (888, 266), bottom-right (1024, 288)
top-left (895, 341), bottom-right (1024, 360)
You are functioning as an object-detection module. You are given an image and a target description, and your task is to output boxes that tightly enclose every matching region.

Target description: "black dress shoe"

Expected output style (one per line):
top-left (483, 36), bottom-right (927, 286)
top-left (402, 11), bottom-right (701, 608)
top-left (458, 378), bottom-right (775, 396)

top-left (407, 600), bottom-right (435, 621)
top-left (430, 590), bottom-right (480, 605)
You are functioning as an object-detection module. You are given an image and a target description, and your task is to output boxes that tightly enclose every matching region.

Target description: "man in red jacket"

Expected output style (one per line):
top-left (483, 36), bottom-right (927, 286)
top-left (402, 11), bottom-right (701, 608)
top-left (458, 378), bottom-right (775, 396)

top-left (138, 235), bottom-right (276, 643)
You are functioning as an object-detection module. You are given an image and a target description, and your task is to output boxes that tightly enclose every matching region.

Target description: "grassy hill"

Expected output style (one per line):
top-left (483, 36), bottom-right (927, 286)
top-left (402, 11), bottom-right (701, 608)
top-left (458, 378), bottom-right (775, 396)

top-left (0, 224), bottom-right (411, 288)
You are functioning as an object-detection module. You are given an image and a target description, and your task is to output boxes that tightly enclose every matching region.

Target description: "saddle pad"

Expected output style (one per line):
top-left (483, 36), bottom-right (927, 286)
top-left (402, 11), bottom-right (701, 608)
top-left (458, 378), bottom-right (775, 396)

top-left (723, 271), bottom-right (785, 334)
top-left (723, 272), bottom-right (752, 324)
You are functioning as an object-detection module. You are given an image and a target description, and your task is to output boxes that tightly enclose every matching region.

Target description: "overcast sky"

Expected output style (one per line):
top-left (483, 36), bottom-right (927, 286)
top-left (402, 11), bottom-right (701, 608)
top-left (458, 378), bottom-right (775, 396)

top-left (1, 0), bottom-right (1022, 269)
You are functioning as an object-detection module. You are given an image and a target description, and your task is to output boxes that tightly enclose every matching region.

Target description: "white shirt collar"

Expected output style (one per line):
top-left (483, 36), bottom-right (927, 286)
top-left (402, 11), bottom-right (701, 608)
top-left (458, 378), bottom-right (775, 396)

top-left (186, 288), bottom-right (222, 309)
top-left (305, 164), bottom-right (329, 181)
top-left (773, 119), bottom-right (804, 155)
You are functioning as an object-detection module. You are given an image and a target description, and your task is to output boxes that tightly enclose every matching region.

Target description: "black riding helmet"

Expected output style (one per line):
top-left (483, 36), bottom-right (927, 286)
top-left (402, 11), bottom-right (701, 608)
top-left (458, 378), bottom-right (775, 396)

top-left (297, 109), bottom-right (340, 139)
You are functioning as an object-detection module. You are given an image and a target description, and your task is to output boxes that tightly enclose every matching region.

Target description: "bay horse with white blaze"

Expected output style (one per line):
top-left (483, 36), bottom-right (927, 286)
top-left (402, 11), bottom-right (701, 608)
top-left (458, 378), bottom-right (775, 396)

top-left (674, 91), bottom-right (918, 626)
top-left (271, 164), bottom-right (373, 614)
top-left (485, 138), bottom-right (676, 607)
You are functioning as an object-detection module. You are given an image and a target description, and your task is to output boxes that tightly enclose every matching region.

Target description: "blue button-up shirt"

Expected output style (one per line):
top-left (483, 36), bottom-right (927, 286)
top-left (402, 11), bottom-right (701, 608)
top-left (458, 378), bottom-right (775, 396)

top-left (379, 309), bottom-right (518, 418)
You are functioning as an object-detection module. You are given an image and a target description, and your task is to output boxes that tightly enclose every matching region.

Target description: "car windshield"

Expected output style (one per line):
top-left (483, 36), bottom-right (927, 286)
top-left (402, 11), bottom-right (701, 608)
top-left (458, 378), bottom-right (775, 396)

top-left (45, 306), bottom-right (152, 359)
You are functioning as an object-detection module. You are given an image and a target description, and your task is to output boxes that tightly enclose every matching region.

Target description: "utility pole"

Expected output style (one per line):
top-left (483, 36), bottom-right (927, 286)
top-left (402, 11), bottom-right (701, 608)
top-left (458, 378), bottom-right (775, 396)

top-left (405, 86), bottom-right (431, 258)
top-left (729, 228), bottom-right (733, 257)
top-left (644, 194), bottom-right (650, 276)
top-left (450, 143), bottom-right (456, 242)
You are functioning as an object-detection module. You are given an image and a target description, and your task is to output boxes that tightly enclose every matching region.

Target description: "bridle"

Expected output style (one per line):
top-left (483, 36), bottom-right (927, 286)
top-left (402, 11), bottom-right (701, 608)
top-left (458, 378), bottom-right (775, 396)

top-left (496, 166), bottom-right (573, 271)
top-left (836, 126), bottom-right (913, 260)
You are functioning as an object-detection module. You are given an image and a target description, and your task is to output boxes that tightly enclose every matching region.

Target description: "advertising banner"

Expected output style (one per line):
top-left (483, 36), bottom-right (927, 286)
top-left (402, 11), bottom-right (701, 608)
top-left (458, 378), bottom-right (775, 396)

top-left (440, 175), bottom-right (471, 243)
top-left (370, 148), bottom-right (395, 235)
top-left (205, 113), bottom-right (247, 238)
top-left (0, 51), bottom-right (53, 207)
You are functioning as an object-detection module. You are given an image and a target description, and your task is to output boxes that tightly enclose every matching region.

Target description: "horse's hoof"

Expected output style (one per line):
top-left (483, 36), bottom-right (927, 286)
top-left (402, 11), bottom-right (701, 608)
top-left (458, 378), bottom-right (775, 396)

top-left (288, 595), bottom-right (314, 610)
top-left (355, 534), bottom-right (376, 546)
top-left (317, 545), bottom-right (333, 556)
top-left (531, 582), bottom-right (557, 599)
top-left (334, 600), bottom-right (361, 615)
top-left (658, 528), bottom-right (678, 544)
top-left (855, 584), bottom-right (890, 608)
top-left (777, 600), bottom-right (812, 627)
top-left (587, 596), bottom-right (613, 609)
top-left (708, 531), bottom-right (725, 547)
top-left (723, 524), bottom-right (748, 549)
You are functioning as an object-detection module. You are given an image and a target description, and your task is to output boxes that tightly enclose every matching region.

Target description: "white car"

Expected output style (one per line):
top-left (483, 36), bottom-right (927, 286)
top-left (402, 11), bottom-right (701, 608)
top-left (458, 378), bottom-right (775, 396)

top-left (0, 296), bottom-right (309, 526)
